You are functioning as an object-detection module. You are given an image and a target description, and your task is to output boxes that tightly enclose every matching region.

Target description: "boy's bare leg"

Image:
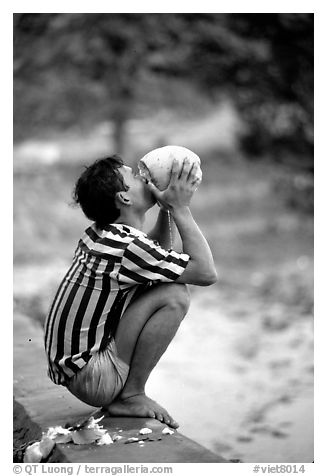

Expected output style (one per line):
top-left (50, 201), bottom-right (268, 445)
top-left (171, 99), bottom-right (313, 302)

top-left (107, 283), bottom-right (190, 428)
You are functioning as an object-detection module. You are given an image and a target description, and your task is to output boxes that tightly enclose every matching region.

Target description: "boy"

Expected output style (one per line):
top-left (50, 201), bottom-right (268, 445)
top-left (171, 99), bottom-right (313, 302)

top-left (44, 154), bottom-right (217, 429)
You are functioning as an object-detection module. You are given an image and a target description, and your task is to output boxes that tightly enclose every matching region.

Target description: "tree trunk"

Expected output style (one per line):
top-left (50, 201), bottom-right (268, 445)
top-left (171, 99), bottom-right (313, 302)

top-left (113, 117), bottom-right (126, 156)
top-left (111, 79), bottom-right (134, 156)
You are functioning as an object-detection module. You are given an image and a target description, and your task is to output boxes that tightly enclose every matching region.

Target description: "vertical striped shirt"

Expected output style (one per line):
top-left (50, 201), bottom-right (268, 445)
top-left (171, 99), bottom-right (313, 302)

top-left (44, 223), bottom-right (190, 386)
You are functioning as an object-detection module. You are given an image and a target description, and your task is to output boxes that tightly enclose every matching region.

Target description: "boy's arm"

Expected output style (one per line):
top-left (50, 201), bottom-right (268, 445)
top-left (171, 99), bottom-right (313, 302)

top-left (147, 208), bottom-right (177, 250)
top-left (146, 157), bottom-right (217, 286)
top-left (172, 206), bottom-right (217, 286)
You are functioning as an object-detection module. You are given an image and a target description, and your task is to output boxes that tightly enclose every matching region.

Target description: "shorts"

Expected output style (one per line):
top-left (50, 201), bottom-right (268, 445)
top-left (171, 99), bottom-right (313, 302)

top-left (66, 339), bottom-right (130, 407)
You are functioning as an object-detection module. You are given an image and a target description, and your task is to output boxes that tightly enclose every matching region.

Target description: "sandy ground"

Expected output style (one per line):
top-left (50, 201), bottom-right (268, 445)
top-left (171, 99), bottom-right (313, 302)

top-left (14, 257), bottom-right (313, 463)
top-left (148, 287), bottom-right (313, 463)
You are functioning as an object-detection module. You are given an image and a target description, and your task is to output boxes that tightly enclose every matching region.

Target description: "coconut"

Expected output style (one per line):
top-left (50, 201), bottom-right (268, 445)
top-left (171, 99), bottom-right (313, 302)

top-left (138, 145), bottom-right (202, 191)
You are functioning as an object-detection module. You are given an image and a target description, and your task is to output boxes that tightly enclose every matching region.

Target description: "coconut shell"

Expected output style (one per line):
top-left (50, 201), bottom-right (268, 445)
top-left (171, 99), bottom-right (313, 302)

top-left (139, 145), bottom-right (202, 191)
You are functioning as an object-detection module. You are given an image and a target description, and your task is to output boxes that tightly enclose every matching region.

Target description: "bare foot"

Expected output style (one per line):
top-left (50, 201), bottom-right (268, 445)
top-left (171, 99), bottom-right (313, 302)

top-left (107, 393), bottom-right (179, 429)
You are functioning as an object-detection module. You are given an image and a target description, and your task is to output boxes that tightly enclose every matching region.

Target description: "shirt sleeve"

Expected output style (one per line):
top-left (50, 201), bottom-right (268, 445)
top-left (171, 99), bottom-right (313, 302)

top-left (117, 235), bottom-right (190, 285)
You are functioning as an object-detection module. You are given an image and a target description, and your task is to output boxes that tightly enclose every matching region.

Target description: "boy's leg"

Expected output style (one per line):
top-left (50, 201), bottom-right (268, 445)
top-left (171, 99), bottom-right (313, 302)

top-left (108, 282), bottom-right (190, 428)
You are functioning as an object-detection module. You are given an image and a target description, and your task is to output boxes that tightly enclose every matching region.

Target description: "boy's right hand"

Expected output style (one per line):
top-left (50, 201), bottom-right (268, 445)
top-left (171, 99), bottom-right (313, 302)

top-left (146, 157), bottom-right (201, 211)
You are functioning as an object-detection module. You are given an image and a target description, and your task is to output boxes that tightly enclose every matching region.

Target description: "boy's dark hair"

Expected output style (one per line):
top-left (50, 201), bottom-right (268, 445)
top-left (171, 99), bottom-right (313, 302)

top-left (73, 155), bottom-right (128, 229)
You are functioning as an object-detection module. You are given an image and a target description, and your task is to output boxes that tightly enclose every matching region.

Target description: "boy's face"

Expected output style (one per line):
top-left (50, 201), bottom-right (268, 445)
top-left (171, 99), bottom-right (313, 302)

top-left (118, 165), bottom-right (156, 211)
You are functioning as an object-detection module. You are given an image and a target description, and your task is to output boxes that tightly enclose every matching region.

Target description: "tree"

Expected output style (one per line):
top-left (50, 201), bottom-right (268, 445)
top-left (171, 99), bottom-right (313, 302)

top-left (14, 13), bottom-right (174, 152)
top-left (14, 13), bottom-right (313, 166)
top-left (146, 13), bottom-right (313, 167)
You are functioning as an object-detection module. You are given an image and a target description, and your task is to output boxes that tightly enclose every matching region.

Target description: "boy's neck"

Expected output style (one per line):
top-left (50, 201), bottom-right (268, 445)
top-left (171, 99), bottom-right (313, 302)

top-left (114, 210), bottom-right (146, 232)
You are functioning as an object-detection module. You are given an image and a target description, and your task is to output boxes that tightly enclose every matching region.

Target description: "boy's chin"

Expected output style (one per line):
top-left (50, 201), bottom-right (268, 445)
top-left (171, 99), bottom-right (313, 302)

top-left (147, 198), bottom-right (157, 209)
top-left (147, 190), bottom-right (157, 207)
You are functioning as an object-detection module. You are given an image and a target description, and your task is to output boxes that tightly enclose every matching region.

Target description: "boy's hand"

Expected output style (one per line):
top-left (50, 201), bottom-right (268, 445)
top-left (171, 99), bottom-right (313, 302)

top-left (146, 157), bottom-right (201, 211)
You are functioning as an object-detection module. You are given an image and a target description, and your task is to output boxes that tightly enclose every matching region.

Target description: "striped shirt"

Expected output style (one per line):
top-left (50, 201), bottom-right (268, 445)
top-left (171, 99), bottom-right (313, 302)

top-left (44, 223), bottom-right (190, 386)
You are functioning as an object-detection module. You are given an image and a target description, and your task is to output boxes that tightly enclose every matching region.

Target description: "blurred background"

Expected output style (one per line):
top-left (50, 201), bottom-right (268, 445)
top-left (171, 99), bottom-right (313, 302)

top-left (13, 13), bottom-right (313, 462)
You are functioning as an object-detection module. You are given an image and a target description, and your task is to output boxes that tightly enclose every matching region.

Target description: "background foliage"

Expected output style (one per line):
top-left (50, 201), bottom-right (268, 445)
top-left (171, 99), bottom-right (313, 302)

top-left (14, 13), bottom-right (313, 167)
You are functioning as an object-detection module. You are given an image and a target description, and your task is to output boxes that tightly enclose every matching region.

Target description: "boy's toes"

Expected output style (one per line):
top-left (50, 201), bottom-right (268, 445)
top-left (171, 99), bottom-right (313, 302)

top-left (164, 417), bottom-right (171, 426)
top-left (162, 412), bottom-right (172, 425)
top-left (169, 418), bottom-right (179, 429)
top-left (147, 409), bottom-right (156, 419)
top-left (155, 412), bottom-right (164, 422)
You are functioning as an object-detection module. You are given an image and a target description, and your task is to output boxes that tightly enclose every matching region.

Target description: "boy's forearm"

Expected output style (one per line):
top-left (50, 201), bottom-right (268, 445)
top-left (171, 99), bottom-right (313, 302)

top-left (148, 208), bottom-right (177, 250)
top-left (171, 206), bottom-right (216, 274)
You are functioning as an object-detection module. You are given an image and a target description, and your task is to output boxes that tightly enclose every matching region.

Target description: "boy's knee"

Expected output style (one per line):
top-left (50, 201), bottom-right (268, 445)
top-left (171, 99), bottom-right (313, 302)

top-left (166, 283), bottom-right (190, 315)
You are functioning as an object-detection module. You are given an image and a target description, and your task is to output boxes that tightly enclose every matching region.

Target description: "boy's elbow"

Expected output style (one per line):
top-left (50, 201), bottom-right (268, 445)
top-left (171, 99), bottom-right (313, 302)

top-left (205, 273), bottom-right (218, 286)
top-left (199, 270), bottom-right (218, 286)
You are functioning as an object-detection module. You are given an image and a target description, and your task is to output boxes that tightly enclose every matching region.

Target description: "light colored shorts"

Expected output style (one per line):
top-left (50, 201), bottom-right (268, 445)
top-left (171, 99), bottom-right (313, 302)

top-left (66, 339), bottom-right (130, 407)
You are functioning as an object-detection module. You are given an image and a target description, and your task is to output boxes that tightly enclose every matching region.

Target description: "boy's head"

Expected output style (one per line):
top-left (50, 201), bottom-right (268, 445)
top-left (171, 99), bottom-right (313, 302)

top-left (73, 156), bottom-right (155, 229)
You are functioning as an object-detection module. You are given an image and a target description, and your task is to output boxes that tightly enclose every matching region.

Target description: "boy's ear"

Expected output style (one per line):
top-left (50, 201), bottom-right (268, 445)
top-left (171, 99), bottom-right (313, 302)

top-left (116, 191), bottom-right (132, 206)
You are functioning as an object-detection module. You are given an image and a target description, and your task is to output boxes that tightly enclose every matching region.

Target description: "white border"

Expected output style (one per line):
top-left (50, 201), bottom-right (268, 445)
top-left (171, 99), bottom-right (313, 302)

top-left (5, 4), bottom-right (323, 474)
top-left (4, 1), bottom-right (317, 14)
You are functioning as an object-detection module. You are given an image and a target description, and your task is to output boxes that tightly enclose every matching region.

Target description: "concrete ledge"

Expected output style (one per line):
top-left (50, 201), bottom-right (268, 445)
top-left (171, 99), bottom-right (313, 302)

top-left (13, 398), bottom-right (68, 463)
top-left (14, 312), bottom-right (227, 463)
